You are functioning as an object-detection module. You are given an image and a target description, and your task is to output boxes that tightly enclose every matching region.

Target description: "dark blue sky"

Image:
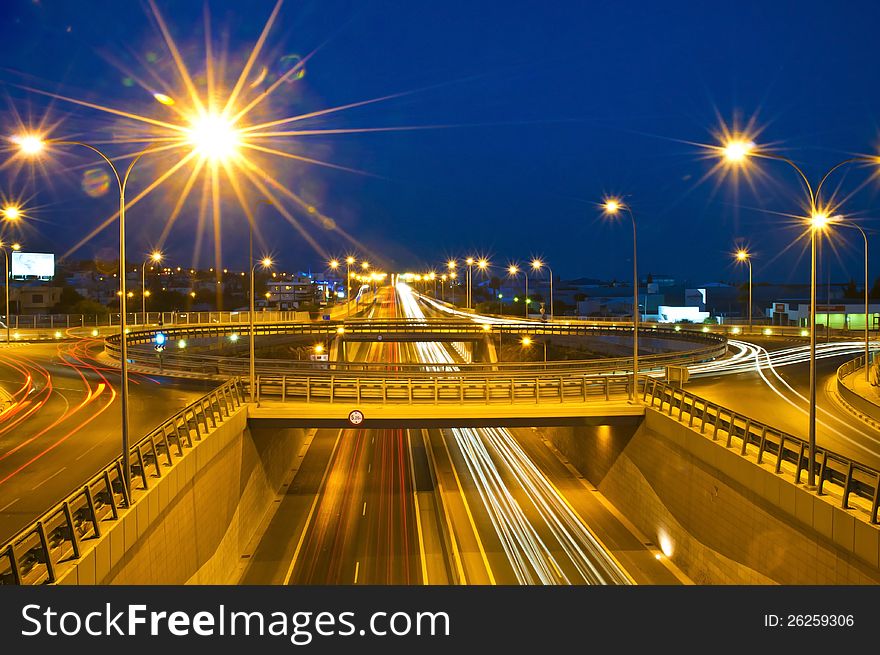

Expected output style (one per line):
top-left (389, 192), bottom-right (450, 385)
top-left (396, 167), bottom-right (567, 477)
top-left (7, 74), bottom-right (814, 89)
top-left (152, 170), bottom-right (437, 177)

top-left (2, 0), bottom-right (879, 285)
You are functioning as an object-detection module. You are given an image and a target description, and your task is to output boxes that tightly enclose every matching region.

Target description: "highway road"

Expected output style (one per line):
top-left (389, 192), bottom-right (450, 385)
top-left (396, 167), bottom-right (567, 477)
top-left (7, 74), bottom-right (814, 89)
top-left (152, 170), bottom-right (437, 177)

top-left (0, 337), bottom-right (217, 543)
top-left (687, 337), bottom-right (880, 470)
top-left (243, 282), bottom-right (681, 585)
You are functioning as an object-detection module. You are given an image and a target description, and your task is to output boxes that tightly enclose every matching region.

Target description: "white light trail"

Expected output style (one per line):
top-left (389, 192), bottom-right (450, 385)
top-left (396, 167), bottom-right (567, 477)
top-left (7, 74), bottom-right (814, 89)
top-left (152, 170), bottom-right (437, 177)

top-left (395, 281), bottom-right (631, 585)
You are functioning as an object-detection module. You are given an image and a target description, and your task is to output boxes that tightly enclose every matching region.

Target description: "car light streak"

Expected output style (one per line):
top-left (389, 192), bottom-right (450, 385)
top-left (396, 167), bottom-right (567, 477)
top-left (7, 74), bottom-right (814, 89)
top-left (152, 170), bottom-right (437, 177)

top-left (396, 281), bottom-right (631, 585)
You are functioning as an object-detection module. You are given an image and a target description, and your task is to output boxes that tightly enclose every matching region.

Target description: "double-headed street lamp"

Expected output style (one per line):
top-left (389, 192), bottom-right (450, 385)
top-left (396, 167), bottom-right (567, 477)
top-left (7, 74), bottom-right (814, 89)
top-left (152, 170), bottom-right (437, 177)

top-left (735, 249), bottom-right (753, 333)
top-left (250, 256), bottom-right (273, 404)
top-left (717, 136), bottom-right (879, 488)
top-left (142, 251), bottom-right (163, 323)
top-left (531, 259), bottom-right (553, 321)
top-left (601, 198), bottom-right (639, 402)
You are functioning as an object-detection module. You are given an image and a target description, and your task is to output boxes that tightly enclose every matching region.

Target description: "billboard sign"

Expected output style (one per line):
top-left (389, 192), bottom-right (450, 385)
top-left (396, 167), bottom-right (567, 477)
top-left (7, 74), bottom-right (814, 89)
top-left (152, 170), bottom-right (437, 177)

top-left (11, 252), bottom-right (55, 278)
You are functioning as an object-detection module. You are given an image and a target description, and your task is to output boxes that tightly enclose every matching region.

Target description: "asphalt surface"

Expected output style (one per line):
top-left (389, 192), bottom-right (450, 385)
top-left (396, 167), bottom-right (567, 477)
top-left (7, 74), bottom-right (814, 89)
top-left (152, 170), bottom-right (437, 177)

top-left (687, 336), bottom-right (880, 470)
top-left (0, 338), bottom-right (216, 543)
top-left (243, 284), bottom-right (681, 585)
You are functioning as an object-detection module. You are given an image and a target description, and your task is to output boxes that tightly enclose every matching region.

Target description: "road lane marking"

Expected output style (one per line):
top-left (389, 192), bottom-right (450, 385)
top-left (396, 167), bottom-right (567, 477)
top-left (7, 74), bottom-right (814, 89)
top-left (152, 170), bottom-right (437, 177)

top-left (422, 429), bottom-right (466, 584)
top-left (282, 428), bottom-right (345, 586)
top-left (353, 561), bottom-right (360, 584)
top-left (437, 428), bottom-right (496, 585)
top-left (406, 430), bottom-right (429, 585)
top-left (31, 466), bottom-right (67, 490)
top-left (74, 440), bottom-right (103, 461)
top-left (0, 497), bottom-right (19, 512)
top-left (362, 501), bottom-right (367, 516)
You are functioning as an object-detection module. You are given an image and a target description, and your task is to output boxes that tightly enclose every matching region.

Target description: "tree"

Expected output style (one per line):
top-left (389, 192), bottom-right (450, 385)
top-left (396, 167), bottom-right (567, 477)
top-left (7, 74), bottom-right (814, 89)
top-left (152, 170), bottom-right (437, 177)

top-left (489, 276), bottom-right (502, 298)
top-left (843, 279), bottom-right (859, 299)
top-left (573, 292), bottom-right (586, 302)
top-left (871, 276), bottom-right (880, 299)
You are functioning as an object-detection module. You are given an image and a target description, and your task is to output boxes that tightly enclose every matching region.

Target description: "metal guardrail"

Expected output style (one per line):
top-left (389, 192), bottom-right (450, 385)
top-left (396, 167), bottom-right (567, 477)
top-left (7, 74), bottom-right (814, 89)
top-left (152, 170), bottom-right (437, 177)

top-left (105, 320), bottom-right (727, 376)
top-left (0, 378), bottom-right (245, 585)
top-left (643, 377), bottom-right (880, 524)
top-left (254, 372), bottom-right (633, 404)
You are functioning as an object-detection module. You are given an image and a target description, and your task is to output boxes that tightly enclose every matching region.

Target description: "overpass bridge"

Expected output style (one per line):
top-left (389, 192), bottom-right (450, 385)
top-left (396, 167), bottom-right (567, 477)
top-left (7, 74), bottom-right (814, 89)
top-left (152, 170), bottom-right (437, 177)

top-left (3, 297), bottom-right (880, 586)
top-left (4, 372), bottom-right (880, 586)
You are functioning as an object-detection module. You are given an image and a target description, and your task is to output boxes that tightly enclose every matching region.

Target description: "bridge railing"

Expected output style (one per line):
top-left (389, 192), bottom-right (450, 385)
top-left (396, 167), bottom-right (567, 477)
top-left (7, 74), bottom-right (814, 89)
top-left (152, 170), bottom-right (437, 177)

top-left (0, 378), bottom-right (245, 586)
top-left (104, 320), bottom-right (727, 376)
top-left (254, 372), bottom-right (634, 404)
top-left (643, 377), bottom-right (880, 524)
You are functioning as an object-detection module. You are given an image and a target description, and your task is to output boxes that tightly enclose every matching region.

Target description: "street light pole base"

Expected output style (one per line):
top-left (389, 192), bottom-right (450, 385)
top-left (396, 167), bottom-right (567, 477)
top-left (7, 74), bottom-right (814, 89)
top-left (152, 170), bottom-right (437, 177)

top-left (803, 484), bottom-right (818, 492)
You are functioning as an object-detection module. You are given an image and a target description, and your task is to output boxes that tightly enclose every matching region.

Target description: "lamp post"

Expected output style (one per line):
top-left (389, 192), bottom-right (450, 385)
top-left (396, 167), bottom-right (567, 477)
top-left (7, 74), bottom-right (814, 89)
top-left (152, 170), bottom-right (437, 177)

top-left (838, 222), bottom-right (870, 380)
top-left (476, 259), bottom-right (489, 311)
top-left (508, 265), bottom-right (526, 318)
top-left (465, 258), bottom-right (474, 309)
top-left (14, 135), bottom-right (165, 504)
top-left (1, 205), bottom-right (23, 342)
top-left (0, 239), bottom-right (21, 344)
top-left (328, 259), bottom-right (340, 308)
top-left (250, 256), bottom-right (273, 404)
top-left (714, 137), bottom-right (880, 488)
top-left (142, 251), bottom-right (163, 324)
top-left (531, 259), bottom-right (554, 321)
top-left (521, 336), bottom-right (546, 362)
top-left (735, 249), bottom-right (753, 333)
top-left (345, 256), bottom-right (355, 315)
top-left (602, 198), bottom-right (639, 402)
top-left (447, 260), bottom-right (457, 305)
top-left (440, 274), bottom-right (447, 301)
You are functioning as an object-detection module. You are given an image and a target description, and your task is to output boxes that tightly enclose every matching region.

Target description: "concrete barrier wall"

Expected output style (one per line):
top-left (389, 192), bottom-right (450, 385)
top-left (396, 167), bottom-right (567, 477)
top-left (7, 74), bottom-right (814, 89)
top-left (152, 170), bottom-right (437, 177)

top-left (56, 409), bottom-right (306, 585)
top-left (838, 366), bottom-right (880, 423)
top-left (544, 410), bottom-right (880, 584)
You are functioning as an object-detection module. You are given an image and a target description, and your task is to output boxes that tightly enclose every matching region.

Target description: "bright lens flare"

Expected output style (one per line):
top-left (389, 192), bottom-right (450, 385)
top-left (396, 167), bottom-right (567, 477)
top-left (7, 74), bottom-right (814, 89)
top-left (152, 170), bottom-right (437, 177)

top-left (187, 112), bottom-right (240, 162)
top-left (13, 134), bottom-right (45, 155)
top-left (810, 212), bottom-right (831, 230)
top-left (736, 249), bottom-right (749, 261)
top-left (2, 206), bottom-right (21, 221)
top-left (261, 257), bottom-right (273, 267)
top-left (722, 138), bottom-right (755, 163)
top-left (602, 198), bottom-right (621, 214)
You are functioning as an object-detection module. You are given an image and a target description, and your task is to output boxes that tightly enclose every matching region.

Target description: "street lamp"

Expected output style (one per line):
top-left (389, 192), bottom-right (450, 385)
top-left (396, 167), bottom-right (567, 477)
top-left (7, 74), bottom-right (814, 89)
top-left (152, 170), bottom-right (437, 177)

top-left (531, 259), bottom-right (554, 321)
top-left (840, 222), bottom-right (871, 381)
top-left (440, 274), bottom-right (447, 301)
top-left (142, 251), bottom-right (163, 323)
top-left (465, 257), bottom-right (475, 309)
top-left (0, 240), bottom-right (21, 343)
top-left (345, 256), bottom-right (356, 315)
top-left (328, 259), bottom-right (340, 306)
top-left (14, 133), bottom-right (167, 504)
top-left (735, 249), bottom-right (753, 333)
top-left (602, 197), bottom-right (639, 402)
top-left (249, 256), bottom-right (273, 404)
top-left (714, 135), bottom-right (880, 488)
top-left (475, 259), bottom-right (489, 310)
top-left (508, 265), bottom-right (528, 318)
top-left (521, 335), bottom-right (546, 362)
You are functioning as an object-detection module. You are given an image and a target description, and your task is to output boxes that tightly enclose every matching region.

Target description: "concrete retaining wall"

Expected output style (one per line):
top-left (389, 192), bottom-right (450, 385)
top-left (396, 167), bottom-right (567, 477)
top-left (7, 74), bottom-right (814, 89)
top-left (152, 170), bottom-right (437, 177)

top-left (544, 410), bottom-right (880, 584)
top-left (56, 408), bottom-right (306, 585)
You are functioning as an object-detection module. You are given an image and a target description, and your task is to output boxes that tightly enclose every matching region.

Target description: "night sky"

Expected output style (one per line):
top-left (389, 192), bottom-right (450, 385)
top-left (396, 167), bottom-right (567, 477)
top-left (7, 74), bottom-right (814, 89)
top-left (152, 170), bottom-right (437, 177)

top-left (2, 0), bottom-right (879, 286)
